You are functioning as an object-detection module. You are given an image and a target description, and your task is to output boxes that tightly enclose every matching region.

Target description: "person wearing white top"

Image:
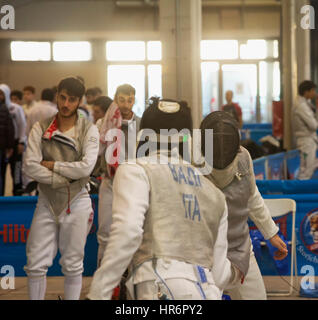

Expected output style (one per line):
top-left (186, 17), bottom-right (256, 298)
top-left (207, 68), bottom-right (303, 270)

top-left (292, 80), bottom-right (318, 180)
top-left (23, 77), bottom-right (99, 300)
top-left (96, 84), bottom-right (140, 267)
top-left (26, 88), bottom-right (58, 136)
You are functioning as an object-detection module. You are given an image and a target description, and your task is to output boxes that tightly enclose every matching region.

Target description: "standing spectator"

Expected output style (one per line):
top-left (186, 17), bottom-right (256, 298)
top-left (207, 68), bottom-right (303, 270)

top-left (92, 96), bottom-right (112, 124)
top-left (221, 90), bottom-right (243, 128)
top-left (0, 87), bottom-right (15, 196)
top-left (11, 90), bottom-right (23, 106)
top-left (292, 80), bottom-right (318, 180)
top-left (86, 87), bottom-right (102, 107)
top-left (96, 84), bottom-right (141, 267)
top-left (0, 84), bottom-right (27, 195)
top-left (23, 86), bottom-right (37, 118)
top-left (26, 88), bottom-right (57, 136)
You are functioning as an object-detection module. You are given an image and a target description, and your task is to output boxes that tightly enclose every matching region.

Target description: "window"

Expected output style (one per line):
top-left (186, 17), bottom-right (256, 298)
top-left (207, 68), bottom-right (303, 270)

top-left (240, 40), bottom-right (267, 60)
top-left (10, 41), bottom-right (51, 61)
top-left (201, 62), bottom-right (219, 117)
top-left (53, 41), bottom-right (92, 61)
top-left (201, 40), bottom-right (238, 60)
top-left (106, 41), bottom-right (145, 61)
top-left (106, 41), bottom-right (162, 117)
top-left (147, 41), bottom-right (162, 61)
top-left (200, 39), bottom-right (280, 123)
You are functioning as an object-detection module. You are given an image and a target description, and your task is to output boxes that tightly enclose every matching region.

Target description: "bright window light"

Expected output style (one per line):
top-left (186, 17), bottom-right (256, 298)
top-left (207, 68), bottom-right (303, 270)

top-left (148, 65), bottom-right (162, 98)
top-left (201, 40), bottom-right (238, 60)
top-left (106, 41), bottom-right (145, 61)
top-left (11, 41), bottom-right (51, 61)
top-left (53, 41), bottom-right (91, 61)
top-left (273, 40), bottom-right (279, 58)
top-left (240, 40), bottom-right (267, 59)
top-left (107, 65), bottom-right (145, 117)
top-left (147, 41), bottom-right (162, 61)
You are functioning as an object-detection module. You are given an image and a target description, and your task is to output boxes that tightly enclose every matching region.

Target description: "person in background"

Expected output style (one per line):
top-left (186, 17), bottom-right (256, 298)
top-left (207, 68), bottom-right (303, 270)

top-left (92, 96), bottom-right (113, 124)
top-left (96, 84), bottom-right (141, 268)
top-left (0, 84), bottom-right (26, 196)
top-left (23, 86), bottom-right (37, 118)
top-left (26, 88), bottom-right (57, 136)
top-left (221, 90), bottom-right (243, 129)
top-left (11, 90), bottom-right (23, 106)
top-left (0, 87), bottom-right (15, 196)
top-left (292, 80), bottom-right (318, 180)
top-left (86, 87), bottom-right (102, 107)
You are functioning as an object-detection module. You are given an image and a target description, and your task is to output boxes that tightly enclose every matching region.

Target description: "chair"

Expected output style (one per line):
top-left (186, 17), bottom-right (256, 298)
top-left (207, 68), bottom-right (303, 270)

top-left (263, 198), bottom-right (297, 297)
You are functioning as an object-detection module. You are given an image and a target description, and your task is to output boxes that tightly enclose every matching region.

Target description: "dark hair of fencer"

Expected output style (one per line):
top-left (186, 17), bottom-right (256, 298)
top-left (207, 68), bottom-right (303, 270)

top-left (93, 96), bottom-right (113, 113)
top-left (136, 98), bottom-right (192, 160)
top-left (57, 76), bottom-right (85, 99)
top-left (10, 90), bottom-right (23, 100)
top-left (298, 80), bottom-right (317, 96)
top-left (41, 88), bottom-right (55, 102)
top-left (115, 84), bottom-right (136, 98)
top-left (200, 111), bottom-right (241, 169)
top-left (86, 87), bottom-right (102, 97)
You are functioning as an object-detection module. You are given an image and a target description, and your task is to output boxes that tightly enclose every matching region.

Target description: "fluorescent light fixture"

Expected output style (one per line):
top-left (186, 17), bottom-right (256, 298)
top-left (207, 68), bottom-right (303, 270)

top-left (11, 41), bottom-right (51, 61)
top-left (53, 41), bottom-right (91, 61)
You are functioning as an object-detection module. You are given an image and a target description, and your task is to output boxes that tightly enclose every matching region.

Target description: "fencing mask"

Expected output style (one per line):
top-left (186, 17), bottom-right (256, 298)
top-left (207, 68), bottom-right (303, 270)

top-left (200, 111), bottom-right (240, 170)
top-left (137, 98), bottom-right (193, 160)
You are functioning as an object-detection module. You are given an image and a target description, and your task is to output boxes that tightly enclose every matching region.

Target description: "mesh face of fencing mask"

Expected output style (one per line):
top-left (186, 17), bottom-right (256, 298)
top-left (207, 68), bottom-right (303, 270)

top-left (200, 111), bottom-right (240, 170)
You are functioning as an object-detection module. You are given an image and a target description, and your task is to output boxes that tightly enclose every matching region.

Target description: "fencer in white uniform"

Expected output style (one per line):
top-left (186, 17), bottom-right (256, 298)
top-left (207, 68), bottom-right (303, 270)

top-left (96, 84), bottom-right (140, 267)
top-left (200, 111), bottom-right (288, 300)
top-left (23, 77), bottom-right (99, 300)
top-left (87, 99), bottom-right (241, 300)
top-left (292, 80), bottom-right (318, 180)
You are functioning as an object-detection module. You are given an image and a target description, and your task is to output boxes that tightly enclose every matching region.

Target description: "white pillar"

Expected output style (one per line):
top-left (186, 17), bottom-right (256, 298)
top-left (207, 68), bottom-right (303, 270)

top-left (160, 0), bottom-right (202, 128)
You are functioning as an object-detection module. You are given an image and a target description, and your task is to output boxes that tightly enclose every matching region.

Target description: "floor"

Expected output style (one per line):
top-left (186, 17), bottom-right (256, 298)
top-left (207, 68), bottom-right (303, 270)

top-left (0, 276), bottom-right (317, 300)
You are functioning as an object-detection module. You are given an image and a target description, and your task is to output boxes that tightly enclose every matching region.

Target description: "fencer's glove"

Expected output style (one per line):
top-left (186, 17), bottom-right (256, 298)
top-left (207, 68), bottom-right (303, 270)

top-left (229, 264), bottom-right (244, 286)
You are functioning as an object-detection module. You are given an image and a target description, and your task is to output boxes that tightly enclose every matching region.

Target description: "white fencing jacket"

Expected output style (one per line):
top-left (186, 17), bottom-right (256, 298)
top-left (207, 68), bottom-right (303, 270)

top-left (23, 117), bottom-right (99, 189)
top-left (88, 150), bottom-right (232, 300)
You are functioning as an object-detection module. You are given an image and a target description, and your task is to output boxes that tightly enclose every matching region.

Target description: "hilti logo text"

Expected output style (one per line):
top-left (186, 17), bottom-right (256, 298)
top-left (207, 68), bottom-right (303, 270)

top-left (0, 224), bottom-right (29, 243)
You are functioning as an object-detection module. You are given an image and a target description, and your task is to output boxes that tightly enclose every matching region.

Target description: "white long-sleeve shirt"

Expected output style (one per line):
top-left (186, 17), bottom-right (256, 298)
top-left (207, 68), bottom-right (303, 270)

top-left (23, 120), bottom-right (99, 187)
top-left (87, 152), bottom-right (231, 300)
top-left (292, 96), bottom-right (318, 140)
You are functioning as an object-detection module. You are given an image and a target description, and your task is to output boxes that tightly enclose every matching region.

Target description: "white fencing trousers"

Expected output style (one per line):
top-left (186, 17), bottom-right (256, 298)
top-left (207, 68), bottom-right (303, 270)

top-left (24, 188), bottom-right (94, 277)
top-left (297, 137), bottom-right (317, 180)
top-left (224, 247), bottom-right (267, 300)
top-left (96, 178), bottom-right (113, 267)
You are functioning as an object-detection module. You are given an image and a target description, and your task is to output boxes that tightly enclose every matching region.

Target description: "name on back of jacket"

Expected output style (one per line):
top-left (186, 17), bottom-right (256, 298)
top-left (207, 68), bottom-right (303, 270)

top-left (168, 163), bottom-right (202, 187)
